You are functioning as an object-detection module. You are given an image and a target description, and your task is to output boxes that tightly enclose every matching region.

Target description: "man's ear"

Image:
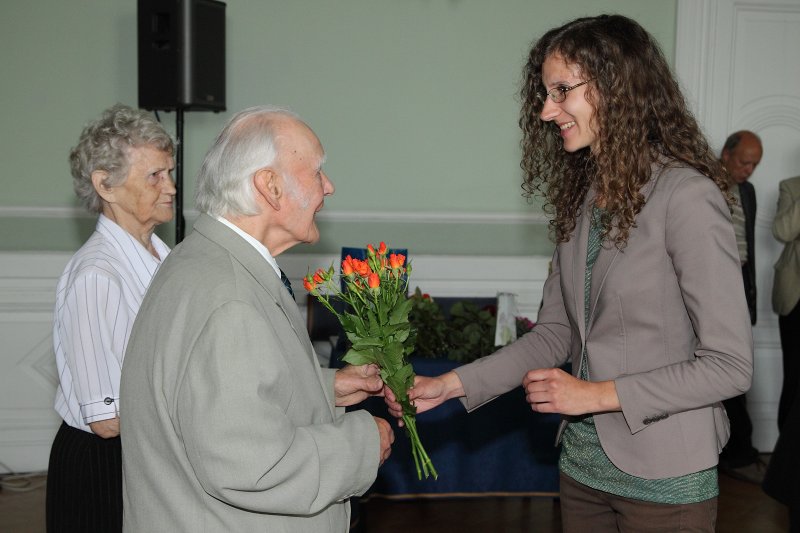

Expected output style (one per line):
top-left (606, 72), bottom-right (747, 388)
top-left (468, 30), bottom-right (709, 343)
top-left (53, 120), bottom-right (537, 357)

top-left (91, 170), bottom-right (115, 204)
top-left (254, 168), bottom-right (282, 210)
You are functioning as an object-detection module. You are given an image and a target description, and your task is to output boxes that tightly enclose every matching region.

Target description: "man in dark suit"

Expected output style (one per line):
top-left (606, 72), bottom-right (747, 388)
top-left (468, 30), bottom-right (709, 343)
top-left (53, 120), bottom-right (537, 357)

top-left (719, 130), bottom-right (764, 483)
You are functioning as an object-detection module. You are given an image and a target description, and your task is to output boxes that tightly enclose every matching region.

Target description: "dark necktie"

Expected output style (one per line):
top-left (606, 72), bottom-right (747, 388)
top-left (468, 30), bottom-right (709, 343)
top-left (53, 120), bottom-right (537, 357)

top-left (280, 269), bottom-right (295, 300)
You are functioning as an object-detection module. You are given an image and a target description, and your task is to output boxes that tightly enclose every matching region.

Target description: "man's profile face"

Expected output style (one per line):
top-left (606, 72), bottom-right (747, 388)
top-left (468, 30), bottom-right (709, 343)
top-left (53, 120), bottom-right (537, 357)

top-left (722, 137), bottom-right (763, 183)
top-left (278, 122), bottom-right (334, 245)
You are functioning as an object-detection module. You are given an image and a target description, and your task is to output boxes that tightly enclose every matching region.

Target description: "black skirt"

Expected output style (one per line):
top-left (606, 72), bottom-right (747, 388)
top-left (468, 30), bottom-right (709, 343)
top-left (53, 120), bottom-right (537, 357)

top-left (46, 421), bottom-right (122, 533)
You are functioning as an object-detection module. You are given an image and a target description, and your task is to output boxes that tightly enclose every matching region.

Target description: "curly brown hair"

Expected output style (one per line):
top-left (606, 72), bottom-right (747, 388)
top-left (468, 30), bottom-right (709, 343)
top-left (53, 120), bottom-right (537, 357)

top-left (519, 14), bottom-right (729, 247)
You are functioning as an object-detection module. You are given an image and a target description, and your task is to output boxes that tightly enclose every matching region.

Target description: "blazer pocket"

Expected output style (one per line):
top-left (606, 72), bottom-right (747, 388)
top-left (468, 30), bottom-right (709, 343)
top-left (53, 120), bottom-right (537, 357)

top-left (612, 285), bottom-right (667, 376)
top-left (586, 294), bottom-right (627, 378)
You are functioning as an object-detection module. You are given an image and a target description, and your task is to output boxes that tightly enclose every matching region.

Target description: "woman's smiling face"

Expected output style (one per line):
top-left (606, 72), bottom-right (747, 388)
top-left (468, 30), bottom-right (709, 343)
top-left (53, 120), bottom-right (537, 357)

top-left (539, 54), bottom-right (599, 153)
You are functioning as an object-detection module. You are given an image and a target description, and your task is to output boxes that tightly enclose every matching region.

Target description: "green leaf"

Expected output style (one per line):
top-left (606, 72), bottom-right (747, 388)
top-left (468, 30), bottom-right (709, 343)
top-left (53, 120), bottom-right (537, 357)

top-left (393, 362), bottom-right (414, 383)
top-left (377, 323), bottom-right (409, 340)
top-left (389, 298), bottom-right (413, 325)
top-left (373, 350), bottom-right (389, 370)
top-left (394, 328), bottom-right (410, 344)
top-left (382, 342), bottom-right (404, 365)
top-left (341, 312), bottom-right (368, 337)
top-left (368, 312), bottom-right (379, 332)
top-left (342, 348), bottom-right (378, 366)
top-left (352, 336), bottom-right (384, 349)
top-left (383, 363), bottom-right (415, 394)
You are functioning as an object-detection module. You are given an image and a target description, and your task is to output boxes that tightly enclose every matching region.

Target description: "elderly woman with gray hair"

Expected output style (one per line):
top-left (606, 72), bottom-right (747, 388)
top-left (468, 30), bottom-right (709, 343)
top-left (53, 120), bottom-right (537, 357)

top-left (46, 104), bottom-right (175, 533)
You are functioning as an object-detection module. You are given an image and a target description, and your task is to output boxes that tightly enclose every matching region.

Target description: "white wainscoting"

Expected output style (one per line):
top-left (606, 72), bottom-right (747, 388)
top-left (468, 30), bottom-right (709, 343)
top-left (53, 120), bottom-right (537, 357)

top-left (0, 253), bottom-right (69, 474)
top-left (0, 251), bottom-right (550, 473)
top-left (2, 247), bottom-right (781, 471)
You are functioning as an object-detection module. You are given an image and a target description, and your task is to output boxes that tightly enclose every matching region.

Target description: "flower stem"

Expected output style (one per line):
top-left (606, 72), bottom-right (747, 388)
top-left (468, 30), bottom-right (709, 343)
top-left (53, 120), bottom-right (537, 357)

top-left (401, 413), bottom-right (438, 480)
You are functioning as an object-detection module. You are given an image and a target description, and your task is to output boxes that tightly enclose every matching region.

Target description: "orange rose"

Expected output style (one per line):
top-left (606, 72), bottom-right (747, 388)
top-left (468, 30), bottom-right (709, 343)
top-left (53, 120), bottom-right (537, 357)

top-left (389, 253), bottom-right (405, 269)
top-left (342, 256), bottom-right (355, 276)
top-left (378, 241), bottom-right (387, 255)
top-left (354, 259), bottom-right (371, 277)
top-left (303, 277), bottom-right (316, 292)
top-left (368, 272), bottom-right (380, 289)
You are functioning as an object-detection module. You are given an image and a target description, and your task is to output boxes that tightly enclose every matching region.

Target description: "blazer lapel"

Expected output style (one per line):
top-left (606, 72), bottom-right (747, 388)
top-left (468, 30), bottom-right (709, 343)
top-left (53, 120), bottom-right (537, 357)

top-left (586, 237), bottom-right (619, 331)
top-left (571, 195), bottom-right (592, 344)
top-left (585, 164), bottom-right (662, 332)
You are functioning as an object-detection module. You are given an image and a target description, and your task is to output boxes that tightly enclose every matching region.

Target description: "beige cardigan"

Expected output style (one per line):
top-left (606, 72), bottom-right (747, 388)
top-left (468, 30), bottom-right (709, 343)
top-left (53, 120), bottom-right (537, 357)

top-left (772, 176), bottom-right (800, 316)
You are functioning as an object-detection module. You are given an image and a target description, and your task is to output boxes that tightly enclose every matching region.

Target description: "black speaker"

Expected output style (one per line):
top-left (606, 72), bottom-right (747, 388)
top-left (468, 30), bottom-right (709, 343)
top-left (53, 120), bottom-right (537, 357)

top-left (137, 0), bottom-right (226, 111)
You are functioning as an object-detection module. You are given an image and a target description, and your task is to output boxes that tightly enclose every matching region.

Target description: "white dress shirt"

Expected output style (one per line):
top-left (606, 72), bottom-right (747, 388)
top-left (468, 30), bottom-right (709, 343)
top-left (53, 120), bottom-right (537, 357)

top-left (215, 216), bottom-right (282, 277)
top-left (53, 215), bottom-right (170, 433)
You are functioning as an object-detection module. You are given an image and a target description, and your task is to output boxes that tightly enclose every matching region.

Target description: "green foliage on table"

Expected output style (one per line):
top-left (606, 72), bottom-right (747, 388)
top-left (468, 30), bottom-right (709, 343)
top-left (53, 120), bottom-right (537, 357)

top-left (446, 301), bottom-right (497, 363)
top-left (409, 289), bottom-right (534, 364)
top-left (408, 288), bottom-right (449, 357)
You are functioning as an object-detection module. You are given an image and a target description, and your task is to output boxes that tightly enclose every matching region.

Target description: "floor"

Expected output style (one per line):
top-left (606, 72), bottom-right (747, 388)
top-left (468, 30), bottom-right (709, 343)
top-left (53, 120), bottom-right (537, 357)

top-left (0, 463), bottom-right (788, 533)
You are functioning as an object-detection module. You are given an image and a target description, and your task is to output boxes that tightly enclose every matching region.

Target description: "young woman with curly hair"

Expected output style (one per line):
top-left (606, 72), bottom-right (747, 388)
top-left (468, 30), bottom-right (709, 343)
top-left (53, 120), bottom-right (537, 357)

top-left (386, 14), bottom-right (753, 532)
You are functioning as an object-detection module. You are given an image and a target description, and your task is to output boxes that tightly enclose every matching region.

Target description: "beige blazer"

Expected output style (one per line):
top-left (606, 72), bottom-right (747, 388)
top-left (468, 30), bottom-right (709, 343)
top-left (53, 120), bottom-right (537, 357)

top-left (772, 176), bottom-right (800, 316)
top-left (455, 161), bottom-right (753, 480)
top-left (120, 215), bottom-right (380, 533)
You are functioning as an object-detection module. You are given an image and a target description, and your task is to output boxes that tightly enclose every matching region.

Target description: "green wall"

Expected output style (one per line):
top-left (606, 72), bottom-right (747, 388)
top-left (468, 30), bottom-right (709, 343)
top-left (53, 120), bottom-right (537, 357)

top-left (0, 0), bottom-right (676, 256)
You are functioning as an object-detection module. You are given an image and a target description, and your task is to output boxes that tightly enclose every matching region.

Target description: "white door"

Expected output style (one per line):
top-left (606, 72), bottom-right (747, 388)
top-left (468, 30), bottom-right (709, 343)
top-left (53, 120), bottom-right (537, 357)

top-left (677, 0), bottom-right (800, 451)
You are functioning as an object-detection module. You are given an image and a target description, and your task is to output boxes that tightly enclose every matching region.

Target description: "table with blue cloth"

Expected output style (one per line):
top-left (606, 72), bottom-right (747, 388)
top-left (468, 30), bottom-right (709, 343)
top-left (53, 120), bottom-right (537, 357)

top-left (361, 356), bottom-right (561, 498)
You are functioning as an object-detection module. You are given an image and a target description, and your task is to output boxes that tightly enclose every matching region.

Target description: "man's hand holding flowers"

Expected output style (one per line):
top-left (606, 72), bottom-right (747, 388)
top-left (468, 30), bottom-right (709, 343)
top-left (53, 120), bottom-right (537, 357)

top-left (334, 363), bottom-right (384, 407)
top-left (333, 363), bottom-right (394, 465)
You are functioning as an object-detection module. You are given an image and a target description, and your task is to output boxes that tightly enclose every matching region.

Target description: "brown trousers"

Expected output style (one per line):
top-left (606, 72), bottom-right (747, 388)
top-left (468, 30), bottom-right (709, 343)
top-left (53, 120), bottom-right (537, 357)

top-left (559, 472), bottom-right (718, 533)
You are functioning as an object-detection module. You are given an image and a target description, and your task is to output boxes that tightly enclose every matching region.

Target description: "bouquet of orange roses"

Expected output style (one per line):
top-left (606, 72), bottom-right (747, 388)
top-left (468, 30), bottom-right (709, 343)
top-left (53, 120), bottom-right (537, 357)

top-left (304, 242), bottom-right (437, 480)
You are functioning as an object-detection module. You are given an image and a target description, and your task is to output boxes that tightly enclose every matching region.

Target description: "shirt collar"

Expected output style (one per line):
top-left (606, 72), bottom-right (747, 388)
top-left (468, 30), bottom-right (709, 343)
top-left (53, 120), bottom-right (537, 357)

top-left (215, 215), bottom-right (282, 278)
top-left (96, 214), bottom-right (170, 267)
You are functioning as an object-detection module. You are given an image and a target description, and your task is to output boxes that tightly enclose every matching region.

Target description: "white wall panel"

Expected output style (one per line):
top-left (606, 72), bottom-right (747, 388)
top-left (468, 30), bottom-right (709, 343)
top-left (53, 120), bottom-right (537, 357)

top-left (0, 251), bottom-right (550, 472)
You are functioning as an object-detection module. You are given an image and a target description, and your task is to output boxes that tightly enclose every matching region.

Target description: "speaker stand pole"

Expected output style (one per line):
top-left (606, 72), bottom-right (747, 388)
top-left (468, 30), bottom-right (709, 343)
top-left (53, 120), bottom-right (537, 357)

top-left (175, 107), bottom-right (185, 243)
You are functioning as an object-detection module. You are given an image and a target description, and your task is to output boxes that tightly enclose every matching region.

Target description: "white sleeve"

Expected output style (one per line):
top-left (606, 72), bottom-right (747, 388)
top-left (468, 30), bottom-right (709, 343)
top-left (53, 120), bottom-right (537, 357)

top-left (59, 272), bottom-right (135, 423)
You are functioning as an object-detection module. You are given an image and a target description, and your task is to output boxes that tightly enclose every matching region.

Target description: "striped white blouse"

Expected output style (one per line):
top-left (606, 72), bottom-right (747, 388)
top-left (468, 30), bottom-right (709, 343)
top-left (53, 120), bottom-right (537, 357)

top-left (53, 215), bottom-right (170, 433)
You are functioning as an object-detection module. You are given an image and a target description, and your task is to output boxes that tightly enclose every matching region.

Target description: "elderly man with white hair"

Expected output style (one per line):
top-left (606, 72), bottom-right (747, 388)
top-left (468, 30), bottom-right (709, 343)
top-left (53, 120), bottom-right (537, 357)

top-left (120, 106), bottom-right (393, 533)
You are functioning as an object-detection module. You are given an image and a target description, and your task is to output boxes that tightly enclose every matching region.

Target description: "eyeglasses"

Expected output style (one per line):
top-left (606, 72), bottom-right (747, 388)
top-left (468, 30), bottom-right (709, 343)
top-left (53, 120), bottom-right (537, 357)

top-left (537, 79), bottom-right (594, 104)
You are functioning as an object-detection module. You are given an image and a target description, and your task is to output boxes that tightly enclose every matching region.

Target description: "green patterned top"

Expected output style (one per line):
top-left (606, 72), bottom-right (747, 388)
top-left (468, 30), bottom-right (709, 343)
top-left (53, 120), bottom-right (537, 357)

top-left (559, 206), bottom-right (717, 504)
